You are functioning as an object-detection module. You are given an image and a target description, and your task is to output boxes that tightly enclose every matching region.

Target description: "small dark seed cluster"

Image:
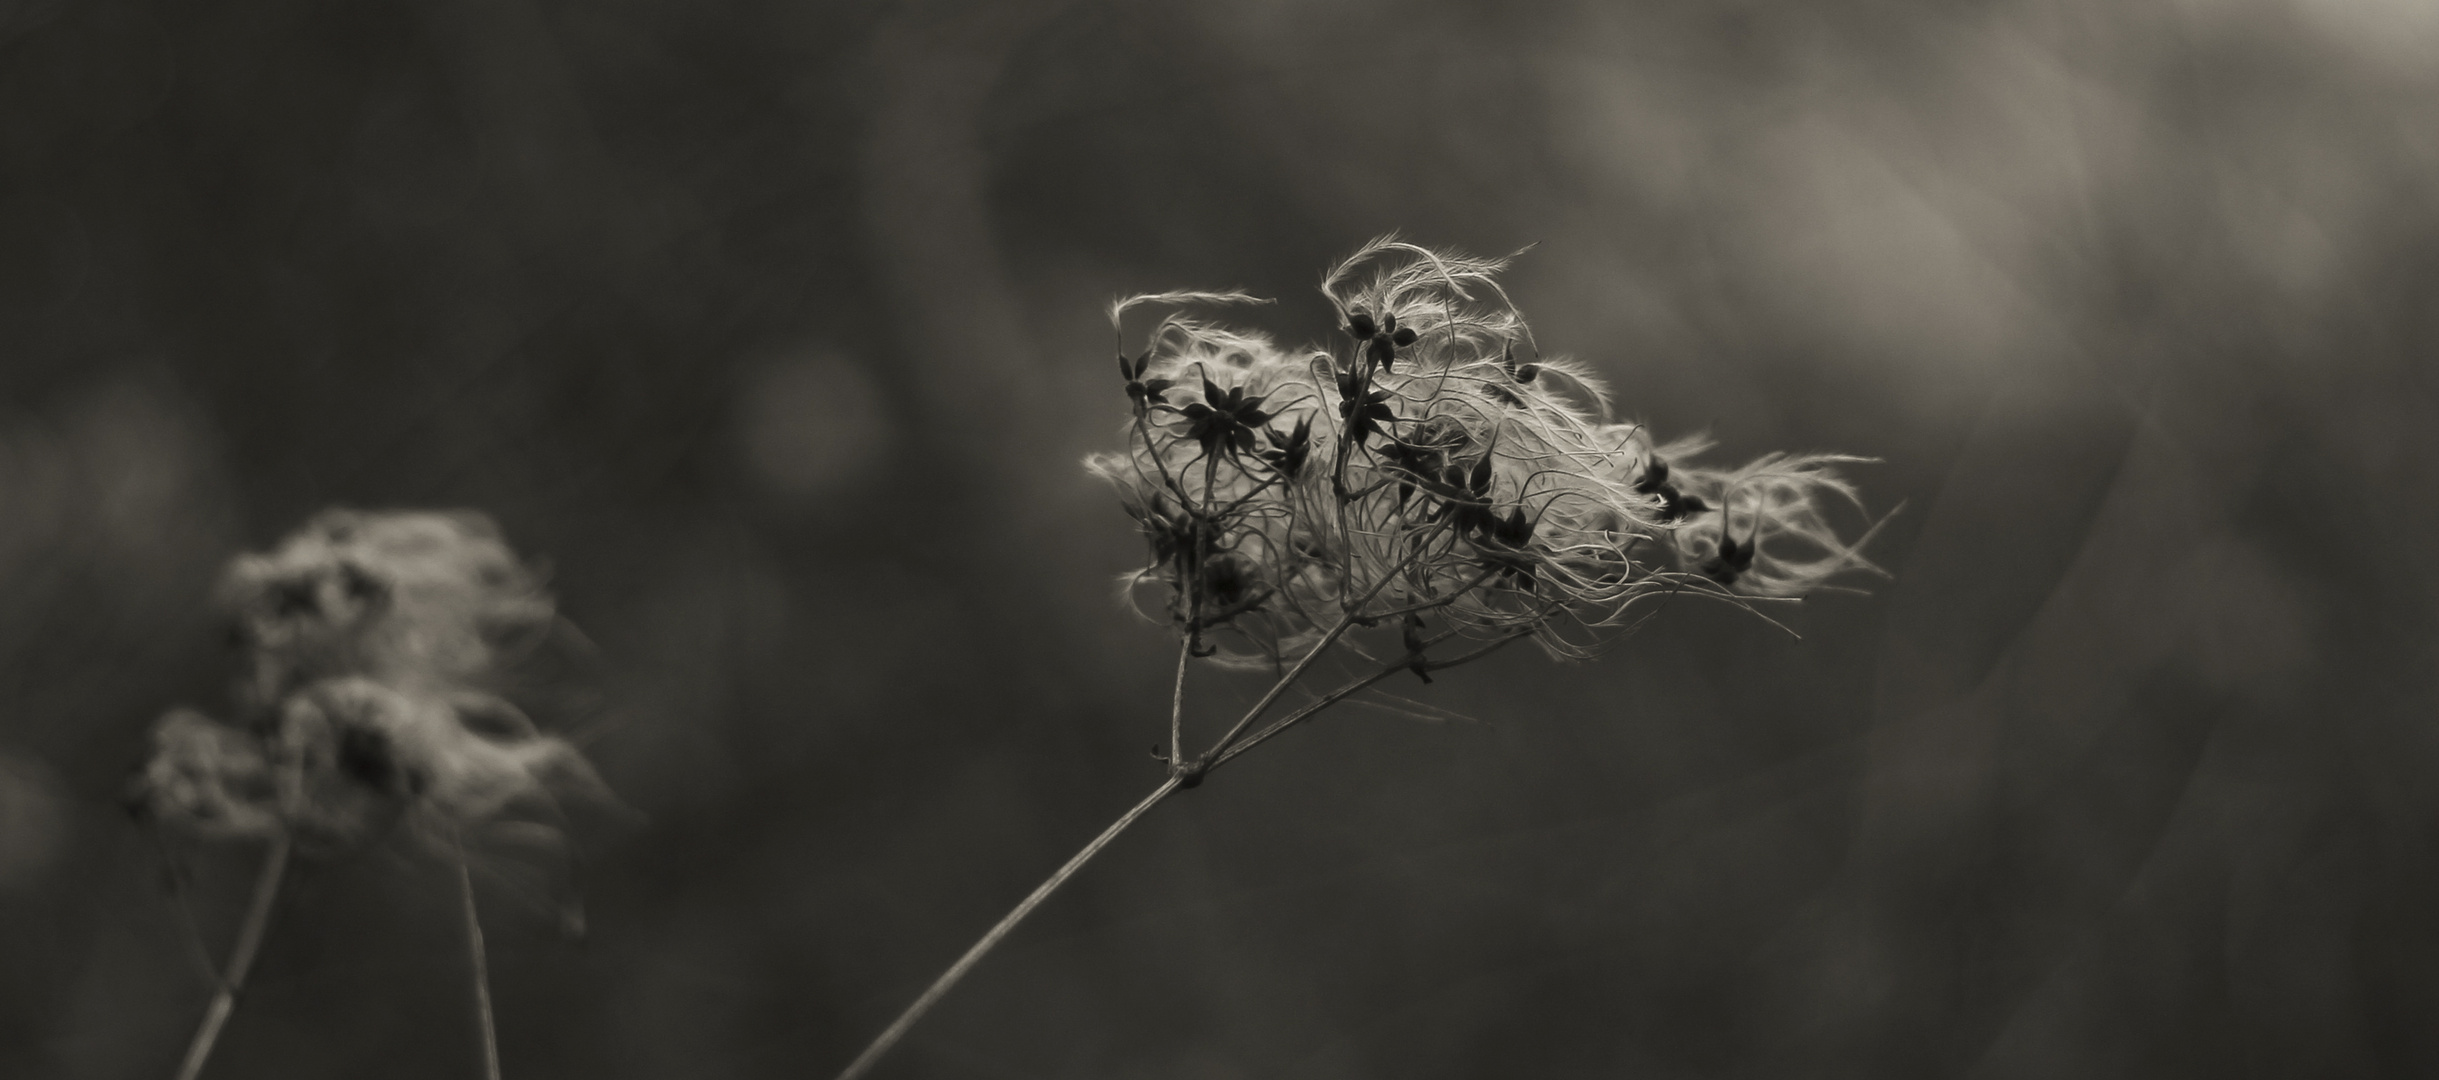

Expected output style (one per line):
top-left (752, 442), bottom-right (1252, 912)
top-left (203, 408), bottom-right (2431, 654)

top-left (1088, 239), bottom-right (1880, 667)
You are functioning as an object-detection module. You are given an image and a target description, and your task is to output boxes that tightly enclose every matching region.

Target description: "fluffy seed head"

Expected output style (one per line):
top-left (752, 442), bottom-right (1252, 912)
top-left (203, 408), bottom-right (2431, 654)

top-left (219, 508), bottom-right (553, 705)
top-left (131, 708), bottom-right (281, 840)
top-left (138, 509), bottom-right (614, 863)
top-left (1087, 238), bottom-right (1881, 665)
top-left (273, 677), bottom-right (617, 855)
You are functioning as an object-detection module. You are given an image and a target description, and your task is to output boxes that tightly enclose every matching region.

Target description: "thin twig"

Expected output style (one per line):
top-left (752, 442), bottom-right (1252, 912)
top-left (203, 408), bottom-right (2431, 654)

top-left (831, 559), bottom-right (1400, 1076)
top-left (1194, 527), bottom-right (1447, 767)
top-left (172, 834), bottom-right (291, 1080)
top-left (829, 622), bottom-right (1527, 1079)
top-left (148, 826), bottom-right (227, 991)
top-left (832, 776), bottom-right (1186, 1080)
top-left (1192, 611), bottom-right (1360, 768)
top-left (1214, 627), bottom-right (1531, 769)
top-left (1167, 636), bottom-right (1190, 773)
top-left (456, 848), bottom-right (502, 1080)
top-left (1212, 662), bottom-right (1408, 770)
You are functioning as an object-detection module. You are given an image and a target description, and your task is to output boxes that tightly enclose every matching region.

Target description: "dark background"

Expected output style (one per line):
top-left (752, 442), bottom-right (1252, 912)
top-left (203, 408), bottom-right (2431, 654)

top-left (3, 0), bottom-right (2437, 1077)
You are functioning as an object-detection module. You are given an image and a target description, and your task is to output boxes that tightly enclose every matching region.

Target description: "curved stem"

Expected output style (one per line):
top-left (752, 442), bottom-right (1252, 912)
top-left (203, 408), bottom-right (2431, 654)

top-left (832, 776), bottom-right (1185, 1080)
top-left (172, 834), bottom-right (291, 1080)
top-left (1167, 637), bottom-right (1190, 774)
top-left (456, 851), bottom-right (502, 1080)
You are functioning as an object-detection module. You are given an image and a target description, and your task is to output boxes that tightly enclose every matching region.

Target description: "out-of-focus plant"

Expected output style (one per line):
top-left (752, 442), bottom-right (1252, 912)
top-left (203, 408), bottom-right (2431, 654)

top-left (832, 239), bottom-right (1885, 1079)
top-left (130, 510), bottom-right (619, 1080)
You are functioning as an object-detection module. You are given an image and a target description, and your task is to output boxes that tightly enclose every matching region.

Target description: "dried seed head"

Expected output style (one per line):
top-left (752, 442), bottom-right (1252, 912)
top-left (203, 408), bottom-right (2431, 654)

top-left (1089, 237), bottom-right (1882, 666)
top-left (130, 708), bottom-right (281, 841)
top-left (274, 677), bottom-right (616, 855)
top-left (219, 509), bottom-right (553, 705)
top-left (138, 509), bottom-right (618, 869)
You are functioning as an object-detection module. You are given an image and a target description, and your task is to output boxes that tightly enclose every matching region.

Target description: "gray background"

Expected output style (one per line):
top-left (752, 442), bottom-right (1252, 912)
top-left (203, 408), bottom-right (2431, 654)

top-left (3, 0), bottom-right (2437, 1077)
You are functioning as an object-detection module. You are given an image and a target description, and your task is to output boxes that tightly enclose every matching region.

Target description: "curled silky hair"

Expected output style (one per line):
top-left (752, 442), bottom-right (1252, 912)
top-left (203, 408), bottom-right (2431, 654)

top-left (1087, 236), bottom-right (1883, 667)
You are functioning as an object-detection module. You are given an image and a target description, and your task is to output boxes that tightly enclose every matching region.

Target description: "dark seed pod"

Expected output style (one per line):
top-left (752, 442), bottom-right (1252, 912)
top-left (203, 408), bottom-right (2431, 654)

top-left (1633, 457), bottom-right (1670, 494)
top-left (1348, 311), bottom-right (1378, 338)
top-left (1671, 493), bottom-right (1709, 519)
top-left (335, 725), bottom-right (400, 790)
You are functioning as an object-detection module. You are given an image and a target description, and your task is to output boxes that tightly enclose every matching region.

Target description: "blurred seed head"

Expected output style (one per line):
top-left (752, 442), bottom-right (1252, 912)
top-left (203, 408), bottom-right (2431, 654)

top-left (274, 677), bottom-right (618, 856)
top-left (218, 508), bottom-right (553, 706)
top-left (140, 510), bottom-right (616, 867)
top-left (130, 707), bottom-right (282, 841)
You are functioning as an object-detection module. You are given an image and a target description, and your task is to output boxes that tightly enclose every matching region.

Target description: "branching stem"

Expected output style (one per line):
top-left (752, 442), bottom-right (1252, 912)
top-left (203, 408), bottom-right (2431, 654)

top-left (1215, 627), bottom-right (1530, 768)
top-left (172, 834), bottom-right (290, 1080)
top-left (1192, 524), bottom-right (1447, 769)
top-left (829, 621), bottom-right (1530, 1080)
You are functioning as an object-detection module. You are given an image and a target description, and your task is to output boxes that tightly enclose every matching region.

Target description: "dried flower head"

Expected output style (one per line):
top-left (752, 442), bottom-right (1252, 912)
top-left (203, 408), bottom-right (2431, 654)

top-left (219, 508), bottom-right (553, 707)
top-left (133, 708), bottom-right (281, 841)
top-left (1087, 238), bottom-right (1881, 666)
top-left (136, 510), bottom-right (612, 862)
top-left (273, 677), bottom-right (616, 855)
top-left (135, 510), bottom-right (614, 1080)
top-left (833, 242), bottom-right (1891, 1080)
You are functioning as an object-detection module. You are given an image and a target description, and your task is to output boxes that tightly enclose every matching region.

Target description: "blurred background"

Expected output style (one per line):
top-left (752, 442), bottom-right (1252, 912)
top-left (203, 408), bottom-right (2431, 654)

top-left (3, 0), bottom-right (2437, 1076)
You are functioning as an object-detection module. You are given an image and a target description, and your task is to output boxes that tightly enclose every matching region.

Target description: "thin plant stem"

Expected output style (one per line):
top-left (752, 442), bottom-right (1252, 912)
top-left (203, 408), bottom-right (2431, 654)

top-left (1215, 627), bottom-right (1530, 768)
top-left (1212, 654), bottom-right (1434, 771)
top-left (1193, 610), bottom-right (1354, 766)
top-left (828, 598), bottom-right (1377, 1078)
top-left (830, 624), bottom-right (1527, 1080)
top-left (172, 834), bottom-right (291, 1080)
top-left (149, 826), bottom-right (227, 991)
top-left (1194, 526), bottom-right (1447, 767)
top-left (1167, 636), bottom-right (1190, 772)
top-left (831, 572), bottom-right (1411, 1079)
top-left (456, 848), bottom-right (502, 1080)
top-left (832, 775), bottom-right (1185, 1080)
